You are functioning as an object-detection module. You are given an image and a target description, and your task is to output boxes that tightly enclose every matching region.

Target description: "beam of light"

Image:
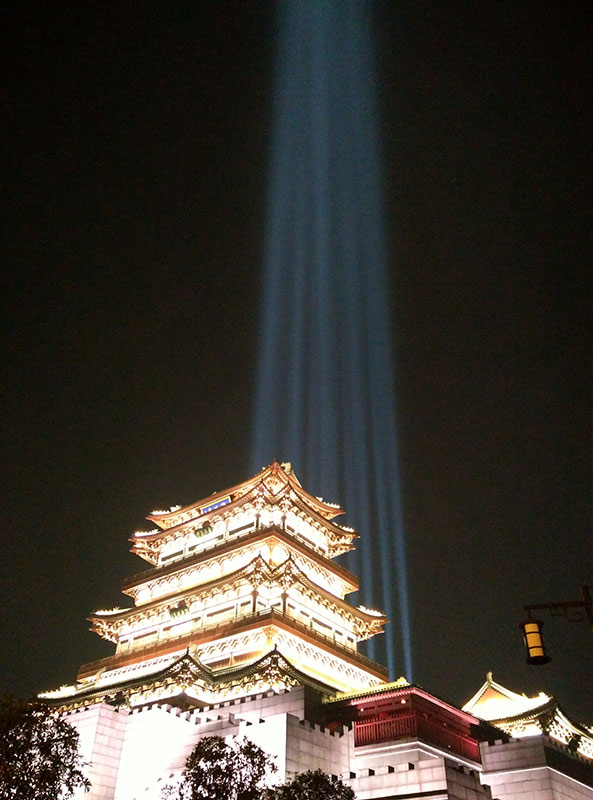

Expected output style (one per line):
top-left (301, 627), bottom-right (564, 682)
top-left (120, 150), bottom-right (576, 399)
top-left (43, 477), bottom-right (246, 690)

top-left (251, 2), bottom-right (412, 681)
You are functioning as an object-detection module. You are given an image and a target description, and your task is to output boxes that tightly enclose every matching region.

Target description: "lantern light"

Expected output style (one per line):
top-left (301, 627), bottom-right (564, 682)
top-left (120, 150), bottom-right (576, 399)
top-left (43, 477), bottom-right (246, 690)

top-left (520, 618), bottom-right (551, 665)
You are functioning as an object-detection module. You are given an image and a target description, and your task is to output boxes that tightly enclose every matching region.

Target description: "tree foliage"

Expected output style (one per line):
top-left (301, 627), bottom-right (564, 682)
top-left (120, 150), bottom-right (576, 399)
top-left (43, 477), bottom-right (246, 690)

top-left (266, 769), bottom-right (355, 800)
top-left (162, 735), bottom-right (276, 800)
top-left (0, 696), bottom-right (90, 800)
top-left (162, 735), bottom-right (355, 800)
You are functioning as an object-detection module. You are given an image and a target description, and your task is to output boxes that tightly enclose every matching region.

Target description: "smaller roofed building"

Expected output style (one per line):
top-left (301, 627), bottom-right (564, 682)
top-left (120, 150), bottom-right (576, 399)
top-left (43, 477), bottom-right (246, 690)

top-left (464, 673), bottom-right (593, 800)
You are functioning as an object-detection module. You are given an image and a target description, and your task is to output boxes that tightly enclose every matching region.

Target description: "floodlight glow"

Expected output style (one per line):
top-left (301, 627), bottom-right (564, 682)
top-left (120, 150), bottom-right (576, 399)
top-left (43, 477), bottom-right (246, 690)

top-left (251, 2), bottom-right (412, 680)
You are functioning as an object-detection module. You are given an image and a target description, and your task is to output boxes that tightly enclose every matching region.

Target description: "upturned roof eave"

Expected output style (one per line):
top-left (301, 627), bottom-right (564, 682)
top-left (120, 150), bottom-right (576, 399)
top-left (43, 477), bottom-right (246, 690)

top-left (463, 674), bottom-right (533, 712)
top-left (123, 525), bottom-right (360, 596)
top-left (487, 697), bottom-right (557, 726)
top-left (143, 461), bottom-right (345, 532)
top-left (43, 647), bottom-right (338, 709)
top-left (136, 490), bottom-right (355, 549)
top-left (91, 555), bottom-right (383, 632)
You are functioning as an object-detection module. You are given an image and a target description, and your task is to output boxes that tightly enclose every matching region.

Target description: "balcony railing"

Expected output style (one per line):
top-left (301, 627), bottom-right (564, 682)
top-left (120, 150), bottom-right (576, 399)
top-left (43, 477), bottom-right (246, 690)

top-left (355, 713), bottom-right (417, 745)
top-left (78, 607), bottom-right (385, 680)
top-left (355, 713), bottom-right (481, 762)
top-left (125, 523), bottom-right (357, 590)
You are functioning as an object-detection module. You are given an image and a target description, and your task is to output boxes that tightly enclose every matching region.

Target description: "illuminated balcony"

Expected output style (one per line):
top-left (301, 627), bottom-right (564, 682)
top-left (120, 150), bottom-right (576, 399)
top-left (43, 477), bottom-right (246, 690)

top-left (77, 606), bottom-right (386, 682)
top-left (354, 712), bottom-right (481, 761)
top-left (325, 684), bottom-right (489, 765)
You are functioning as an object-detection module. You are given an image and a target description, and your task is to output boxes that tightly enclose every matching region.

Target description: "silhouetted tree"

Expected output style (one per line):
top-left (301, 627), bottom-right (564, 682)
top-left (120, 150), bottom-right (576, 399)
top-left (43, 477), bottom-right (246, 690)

top-left (162, 735), bottom-right (275, 800)
top-left (0, 696), bottom-right (91, 799)
top-left (266, 769), bottom-right (355, 800)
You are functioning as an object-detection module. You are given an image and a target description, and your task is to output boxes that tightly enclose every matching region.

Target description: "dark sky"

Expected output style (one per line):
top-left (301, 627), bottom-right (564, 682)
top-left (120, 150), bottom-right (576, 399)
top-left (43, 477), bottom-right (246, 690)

top-left (3, 2), bottom-right (592, 724)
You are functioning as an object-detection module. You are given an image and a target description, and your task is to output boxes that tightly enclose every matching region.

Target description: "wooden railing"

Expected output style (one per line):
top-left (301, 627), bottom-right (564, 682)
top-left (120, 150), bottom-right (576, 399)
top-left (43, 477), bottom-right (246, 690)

top-left (354, 713), bottom-right (480, 761)
top-left (355, 714), bottom-right (416, 745)
top-left (124, 523), bottom-right (357, 590)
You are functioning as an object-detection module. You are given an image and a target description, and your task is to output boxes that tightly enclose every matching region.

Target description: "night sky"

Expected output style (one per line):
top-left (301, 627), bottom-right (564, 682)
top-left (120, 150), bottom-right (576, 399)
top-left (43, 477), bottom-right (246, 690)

top-left (3, 2), bottom-right (592, 723)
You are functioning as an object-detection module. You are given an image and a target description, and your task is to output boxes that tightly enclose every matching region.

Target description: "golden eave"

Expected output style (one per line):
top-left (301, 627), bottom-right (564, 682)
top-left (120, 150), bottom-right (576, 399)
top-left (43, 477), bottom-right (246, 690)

top-left (43, 648), bottom-right (352, 711)
top-left (462, 673), bottom-right (552, 720)
top-left (123, 526), bottom-right (359, 597)
top-left (89, 555), bottom-right (386, 638)
top-left (77, 611), bottom-right (389, 688)
top-left (143, 461), bottom-right (345, 532)
top-left (132, 491), bottom-right (356, 561)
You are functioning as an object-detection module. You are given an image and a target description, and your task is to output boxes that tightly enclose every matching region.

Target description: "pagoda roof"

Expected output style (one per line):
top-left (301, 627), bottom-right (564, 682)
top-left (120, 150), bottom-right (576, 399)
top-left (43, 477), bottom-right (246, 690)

top-left (125, 524), bottom-right (359, 596)
top-left (90, 554), bottom-right (386, 638)
top-left (78, 604), bottom-right (389, 685)
top-left (143, 461), bottom-right (346, 532)
top-left (462, 671), bottom-right (553, 722)
top-left (41, 647), bottom-right (335, 711)
top-left (463, 673), bottom-right (593, 759)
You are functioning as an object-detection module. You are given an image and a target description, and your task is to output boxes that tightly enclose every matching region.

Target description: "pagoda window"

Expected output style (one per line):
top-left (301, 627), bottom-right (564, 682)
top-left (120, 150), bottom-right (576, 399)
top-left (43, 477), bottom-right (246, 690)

top-left (297, 528), bottom-right (321, 551)
top-left (160, 548), bottom-right (184, 564)
top-left (162, 619), bottom-right (189, 637)
top-left (228, 521), bottom-right (255, 537)
top-left (297, 529), bottom-right (314, 546)
top-left (186, 527), bottom-right (224, 555)
top-left (188, 534), bottom-right (222, 553)
top-left (206, 605), bottom-right (234, 619)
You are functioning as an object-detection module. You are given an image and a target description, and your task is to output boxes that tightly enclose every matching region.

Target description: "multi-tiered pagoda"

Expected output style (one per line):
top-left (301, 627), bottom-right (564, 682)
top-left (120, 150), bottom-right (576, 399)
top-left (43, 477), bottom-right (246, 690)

top-left (44, 461), bottom-right (387, 711)
top-left (41, 463), bottom-right (593, 800)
